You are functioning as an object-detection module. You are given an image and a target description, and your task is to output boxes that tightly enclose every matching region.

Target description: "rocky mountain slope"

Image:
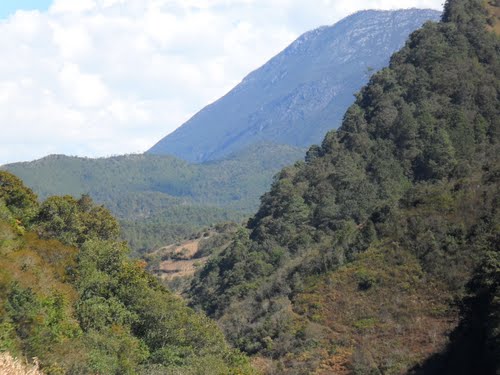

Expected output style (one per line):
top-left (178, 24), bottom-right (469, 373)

top-left (149, 9), bottom-right (441, 162)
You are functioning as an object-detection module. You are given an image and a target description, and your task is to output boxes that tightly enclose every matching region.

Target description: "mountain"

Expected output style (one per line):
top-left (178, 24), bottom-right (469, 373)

top-left (188, 0), bottom-right (500, 373)
top-left (1, 1), bottom-right (498, 374)
top-left (3, 9), bottom-right (440, 254)
top-left (3, 143), bottom-right (305, 252)
top-left (148, 9), bottom-right (441, 163)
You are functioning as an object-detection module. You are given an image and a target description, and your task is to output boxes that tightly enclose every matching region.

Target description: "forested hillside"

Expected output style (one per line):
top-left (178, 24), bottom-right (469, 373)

top-left (2, 1), bottom-right (498, 374)
top-left (4, 143), bottom-right (305, 253)
top-left (149, 9), bottom-right (440, 163)
top-left (189, 0), bottom-right (500, 373)
top-left (0, 171), bottom-right (254, 374)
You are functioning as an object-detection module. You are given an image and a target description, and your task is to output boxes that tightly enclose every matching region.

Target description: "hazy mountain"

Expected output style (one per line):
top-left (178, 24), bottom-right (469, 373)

top-left (148, 9), bottom-right (441, 162)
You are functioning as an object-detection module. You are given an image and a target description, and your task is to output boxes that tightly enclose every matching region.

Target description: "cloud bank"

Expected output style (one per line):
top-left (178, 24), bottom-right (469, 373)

top-left (0, 0), bottom-right (444, 164)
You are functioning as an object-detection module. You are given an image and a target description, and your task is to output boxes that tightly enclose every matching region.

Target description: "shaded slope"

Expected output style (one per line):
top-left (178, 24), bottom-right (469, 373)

top-left (148, 9), bottom-right (441, 163)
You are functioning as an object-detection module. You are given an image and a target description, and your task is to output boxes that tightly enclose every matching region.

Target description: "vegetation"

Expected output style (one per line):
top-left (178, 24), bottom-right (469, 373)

top-left (144, 222), bottom-right (242, 294)
top-left (1, 1), bottom-right (498, 374)
top-left (148, 9), bottom-right (440, 163)
top-left (0, 353), bottom-right (43, 375)
top-left (189, 0), bottom-right (500, 373)
top-left (0, 171), bottom-right (255, 374)
top-left (484, 0), bottom-right (500, 34)
top-left (3, 144), bottom-right (304, 253)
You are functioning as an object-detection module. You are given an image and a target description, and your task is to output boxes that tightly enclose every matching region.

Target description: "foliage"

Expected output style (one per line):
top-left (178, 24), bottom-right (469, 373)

top-left (0, 171), bottom-right (39, 223)
top-left (0, 173), bottom-right (256, 374)
top-left (410, 248), bottom-right (500, 375)
top-left (120, 205), bottom-right (245, 256)
top-left (3, 144), bottom-right (304, 253)
top-left (36, 194), bottom-right (120, 247)
top-left (446, 249), bottom-right (500, 374)
top-left (189, 0), bottom-right (500, 372)
top-left (1, 1), bottom-right (498, 374)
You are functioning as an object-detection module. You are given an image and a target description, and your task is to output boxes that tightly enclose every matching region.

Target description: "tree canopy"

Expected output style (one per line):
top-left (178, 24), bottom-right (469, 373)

top-left (189, 0), bottom-right (500, 372)
top-left (0, 171), bottom-right (255, 374)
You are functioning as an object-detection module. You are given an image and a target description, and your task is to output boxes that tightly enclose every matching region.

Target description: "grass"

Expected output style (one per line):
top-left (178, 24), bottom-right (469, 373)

top-left (292, 244), bottom-right (457, 374)
top-left (0, 353), bottom-right (44, 375)
top-left (484, 0), bottom-right (500, 35)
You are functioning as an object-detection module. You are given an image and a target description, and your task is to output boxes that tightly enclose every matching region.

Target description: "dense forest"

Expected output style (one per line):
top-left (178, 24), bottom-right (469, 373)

top-left (0, 171), bottom-right (254, 374)
top-left (189, 0), bottom-right (499, 373)
top-left (4, 144), bottom-right (304, 254)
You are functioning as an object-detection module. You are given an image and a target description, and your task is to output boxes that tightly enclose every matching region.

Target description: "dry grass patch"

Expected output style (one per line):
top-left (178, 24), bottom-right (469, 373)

top-left (293, 245), bottom-right (458, 374)
top-left (157, 238), bottom-right (209, 281)
top-left (484, 0), bottom-right (500, 34)
top-left (0, 353), bottom-right (44, 375)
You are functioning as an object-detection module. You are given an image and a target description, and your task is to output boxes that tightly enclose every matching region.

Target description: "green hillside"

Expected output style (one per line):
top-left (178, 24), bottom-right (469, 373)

top-left (3, 143), bottom-right (305, 253)
top-left (1, 0), bottom-right (498, 374)
top-left (188, 0), bottom-right (500, 373)
top-left (0, 171), bottom-right (254, 374)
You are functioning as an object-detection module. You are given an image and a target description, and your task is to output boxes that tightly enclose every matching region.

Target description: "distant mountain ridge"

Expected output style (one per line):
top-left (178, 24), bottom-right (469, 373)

top-left (3, 143), bottom-right (305, 252)
top-left (148, 9), bottom-right (441, 162)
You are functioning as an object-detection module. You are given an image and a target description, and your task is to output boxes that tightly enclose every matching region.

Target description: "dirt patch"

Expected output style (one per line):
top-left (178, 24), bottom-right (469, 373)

top-left (0, 353), bottom-right (44, 375)
top-left (155, 237), bottom-right (210, 281)
top-left (159, 257), bottom-right (208, 280)
top-left (485, 0), bottom-right (500, 35)
top-left (159, 239), bottom-right (200, 259)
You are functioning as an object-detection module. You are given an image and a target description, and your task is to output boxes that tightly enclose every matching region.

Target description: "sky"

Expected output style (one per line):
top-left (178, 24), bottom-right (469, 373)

top-left (0, 0), bottom-right (445, 165)
top-left (0, 0), bottom-right (52, 19)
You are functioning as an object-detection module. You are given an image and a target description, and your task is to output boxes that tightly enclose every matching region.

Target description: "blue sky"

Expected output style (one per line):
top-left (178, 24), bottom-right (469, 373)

top-left (0, 0), bottom-right (52, 19)
top-left (0, 0), bottom-right (445, 165)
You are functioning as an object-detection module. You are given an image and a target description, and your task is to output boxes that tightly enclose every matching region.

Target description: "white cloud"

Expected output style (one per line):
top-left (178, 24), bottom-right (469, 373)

top-left (59, 63), bottom-right (110, 107)
top-left (0, 0), bottom-right (444, 165)
top-left (50, 0), bottom-right (97, 14)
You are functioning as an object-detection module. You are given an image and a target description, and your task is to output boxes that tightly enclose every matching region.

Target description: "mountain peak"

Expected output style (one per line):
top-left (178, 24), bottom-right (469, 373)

top-left (148, 8), bottom-right (441, 163)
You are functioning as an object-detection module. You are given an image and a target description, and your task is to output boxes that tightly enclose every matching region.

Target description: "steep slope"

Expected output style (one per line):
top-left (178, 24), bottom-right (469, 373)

top-left (148, 9), bottom-right (441, 163)
top-left (0, 171), bottom-right (254, 374)
top-left (3, 143), bottom-right (305, 252)
top-left (188, 0), bottom-right (499, 373)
